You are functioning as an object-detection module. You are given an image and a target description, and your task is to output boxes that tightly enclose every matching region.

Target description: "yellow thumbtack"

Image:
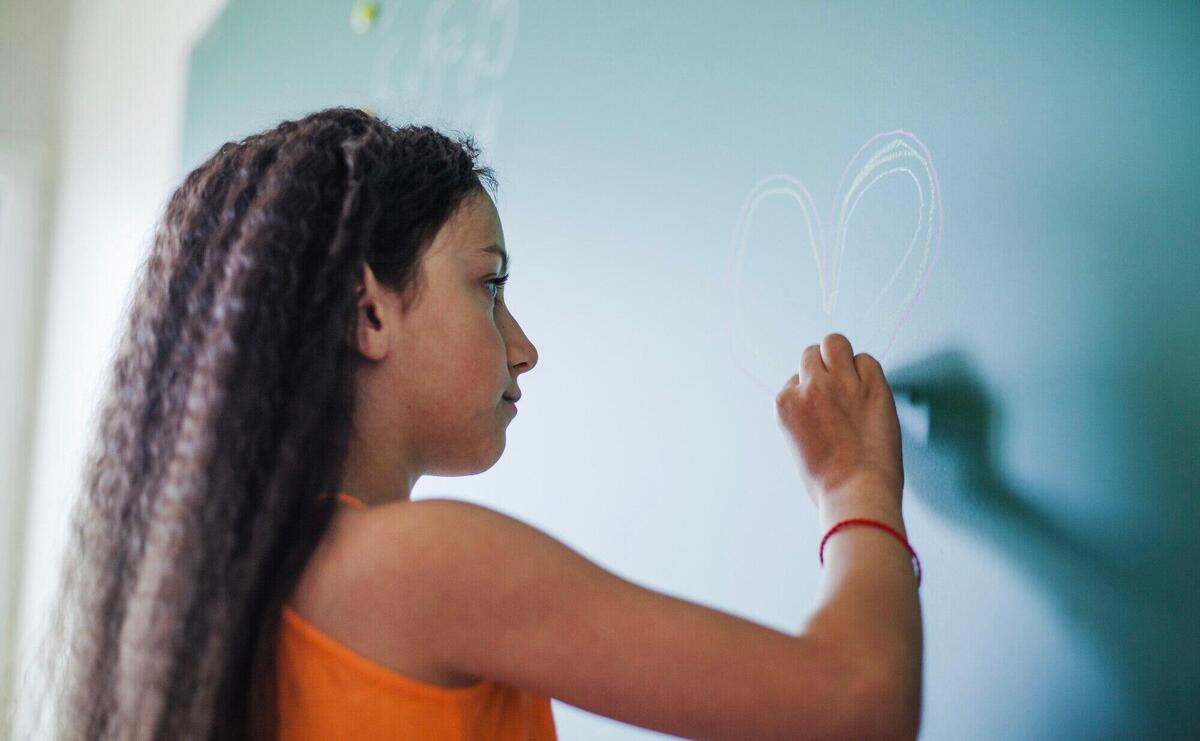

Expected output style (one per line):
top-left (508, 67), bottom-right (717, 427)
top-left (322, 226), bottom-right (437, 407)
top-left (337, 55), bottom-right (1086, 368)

top-left (350, 1), bottom-right (379, 34)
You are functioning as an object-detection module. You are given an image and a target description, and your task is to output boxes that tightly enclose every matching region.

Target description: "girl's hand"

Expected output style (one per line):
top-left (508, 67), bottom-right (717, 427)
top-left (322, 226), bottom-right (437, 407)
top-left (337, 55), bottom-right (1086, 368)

top-left (775, 333), bottom-right (904, 506)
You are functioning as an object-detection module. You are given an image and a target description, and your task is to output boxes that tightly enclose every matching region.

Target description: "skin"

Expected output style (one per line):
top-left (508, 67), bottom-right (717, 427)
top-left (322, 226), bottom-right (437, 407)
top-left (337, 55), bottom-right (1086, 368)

top-left (333, 188), bottom-right (538, 508)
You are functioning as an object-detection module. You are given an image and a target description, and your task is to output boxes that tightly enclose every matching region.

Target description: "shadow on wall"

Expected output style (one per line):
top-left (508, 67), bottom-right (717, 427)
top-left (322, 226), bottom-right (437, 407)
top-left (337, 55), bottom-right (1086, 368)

top-left (888, 349), bottom-right (1199, 739)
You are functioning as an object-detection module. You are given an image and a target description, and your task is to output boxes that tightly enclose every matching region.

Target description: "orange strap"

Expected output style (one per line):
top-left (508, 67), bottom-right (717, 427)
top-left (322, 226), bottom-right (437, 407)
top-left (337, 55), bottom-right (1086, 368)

top-left (318, 491), bottom-right (367, 509)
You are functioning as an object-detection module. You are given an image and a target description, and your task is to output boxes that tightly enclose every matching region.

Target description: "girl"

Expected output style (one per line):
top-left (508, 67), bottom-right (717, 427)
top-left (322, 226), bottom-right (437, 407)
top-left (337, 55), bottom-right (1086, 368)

top-left (22, 107), bottom-right (921, 740)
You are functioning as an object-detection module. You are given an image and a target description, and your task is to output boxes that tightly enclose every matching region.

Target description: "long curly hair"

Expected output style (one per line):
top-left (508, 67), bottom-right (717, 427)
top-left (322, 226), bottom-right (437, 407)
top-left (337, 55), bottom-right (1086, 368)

top-left (15, 106), bottom-right (497, 740)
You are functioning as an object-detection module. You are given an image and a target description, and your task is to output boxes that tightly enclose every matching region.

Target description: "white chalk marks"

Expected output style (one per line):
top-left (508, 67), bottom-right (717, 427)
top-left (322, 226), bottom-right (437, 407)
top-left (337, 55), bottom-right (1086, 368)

top-left (369, 0), bottom-right (519, 156)
top-left (726, 130), bottom-right (942, 394)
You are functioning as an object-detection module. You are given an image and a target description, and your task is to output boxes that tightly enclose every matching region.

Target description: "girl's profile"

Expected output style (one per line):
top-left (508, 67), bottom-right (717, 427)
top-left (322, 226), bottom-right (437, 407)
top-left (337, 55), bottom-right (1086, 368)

top-left (23, 106), bottom-right (921, 741)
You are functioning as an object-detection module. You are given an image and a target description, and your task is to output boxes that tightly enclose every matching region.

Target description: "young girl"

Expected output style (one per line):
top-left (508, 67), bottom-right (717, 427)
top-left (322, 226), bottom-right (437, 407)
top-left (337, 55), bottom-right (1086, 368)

top-left (23, 107), bottom-right (922, 740)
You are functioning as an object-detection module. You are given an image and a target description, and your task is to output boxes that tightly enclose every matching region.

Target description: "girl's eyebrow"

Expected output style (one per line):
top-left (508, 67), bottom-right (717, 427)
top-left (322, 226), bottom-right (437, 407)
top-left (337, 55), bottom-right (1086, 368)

top-left (477, 243), bottom-right (510, 273)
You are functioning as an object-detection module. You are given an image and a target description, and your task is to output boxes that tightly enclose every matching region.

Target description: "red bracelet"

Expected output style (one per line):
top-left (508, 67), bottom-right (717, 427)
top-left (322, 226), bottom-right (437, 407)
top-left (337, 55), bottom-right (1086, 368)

top-left (820, 518), bottom-right (922, 588)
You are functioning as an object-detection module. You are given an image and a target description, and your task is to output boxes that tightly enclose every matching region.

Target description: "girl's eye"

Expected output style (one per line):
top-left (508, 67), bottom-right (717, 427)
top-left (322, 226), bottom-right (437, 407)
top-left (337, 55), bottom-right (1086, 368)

top-left (486, 274), bottom-right (509, 303)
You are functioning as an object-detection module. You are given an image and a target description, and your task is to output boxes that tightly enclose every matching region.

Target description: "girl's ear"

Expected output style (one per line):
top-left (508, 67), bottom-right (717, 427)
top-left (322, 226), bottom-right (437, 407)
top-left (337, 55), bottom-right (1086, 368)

top-left (346, 263), bottom-right (394, 359)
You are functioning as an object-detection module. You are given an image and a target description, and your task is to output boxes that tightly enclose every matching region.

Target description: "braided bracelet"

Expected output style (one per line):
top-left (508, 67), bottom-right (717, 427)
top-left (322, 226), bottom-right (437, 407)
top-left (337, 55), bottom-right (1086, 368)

top-left (819, 518), bottom-right (922, 588)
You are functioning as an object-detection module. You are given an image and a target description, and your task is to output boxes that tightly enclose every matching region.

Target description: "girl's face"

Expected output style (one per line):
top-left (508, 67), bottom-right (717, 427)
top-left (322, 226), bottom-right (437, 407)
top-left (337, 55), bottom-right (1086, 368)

top-left (342, 188), bottom-right (537, 502)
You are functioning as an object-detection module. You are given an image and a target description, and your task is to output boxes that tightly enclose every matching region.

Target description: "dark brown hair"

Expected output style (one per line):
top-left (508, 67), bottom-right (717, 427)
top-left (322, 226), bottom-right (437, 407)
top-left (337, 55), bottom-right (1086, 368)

top-left (16, 106), bottom-right (497, 740)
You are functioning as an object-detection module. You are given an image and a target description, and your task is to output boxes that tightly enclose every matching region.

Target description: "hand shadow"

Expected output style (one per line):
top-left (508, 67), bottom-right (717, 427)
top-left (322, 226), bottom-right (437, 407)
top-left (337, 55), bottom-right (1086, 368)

top-left (884, 348), bottom-right (1196, 739)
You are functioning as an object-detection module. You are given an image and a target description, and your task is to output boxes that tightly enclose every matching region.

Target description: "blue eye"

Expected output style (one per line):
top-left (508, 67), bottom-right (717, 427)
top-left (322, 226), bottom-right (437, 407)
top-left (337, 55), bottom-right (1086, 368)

top-left (486, 274), bottom-right (509, 303)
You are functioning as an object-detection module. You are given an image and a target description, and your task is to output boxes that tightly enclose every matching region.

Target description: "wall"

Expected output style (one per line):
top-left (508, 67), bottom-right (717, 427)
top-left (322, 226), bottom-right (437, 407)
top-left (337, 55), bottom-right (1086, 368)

top-left (1, 0), bottom-right (69, 726)
top-left (181, 2), bottom-right (1200, 738)
top-left (2, 0), bottom-right (225, 735)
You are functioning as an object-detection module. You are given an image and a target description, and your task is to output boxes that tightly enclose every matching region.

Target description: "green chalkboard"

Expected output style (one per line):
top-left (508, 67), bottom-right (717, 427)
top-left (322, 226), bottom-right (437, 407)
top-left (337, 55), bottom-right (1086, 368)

top-left (182, 2), bottom-right (1200, 738)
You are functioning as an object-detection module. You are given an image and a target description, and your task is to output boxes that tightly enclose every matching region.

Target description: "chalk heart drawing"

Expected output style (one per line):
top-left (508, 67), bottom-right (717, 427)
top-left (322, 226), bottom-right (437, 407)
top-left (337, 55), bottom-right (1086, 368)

top-left (369, 0), bottom-right (519, 157)
top-left (724, 130), bottom-right (943, 396)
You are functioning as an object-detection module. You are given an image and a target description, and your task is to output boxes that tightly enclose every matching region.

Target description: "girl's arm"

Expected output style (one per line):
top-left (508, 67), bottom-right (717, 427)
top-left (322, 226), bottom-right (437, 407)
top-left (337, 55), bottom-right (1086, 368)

top-left (362, 496), bottom-right (914, 741)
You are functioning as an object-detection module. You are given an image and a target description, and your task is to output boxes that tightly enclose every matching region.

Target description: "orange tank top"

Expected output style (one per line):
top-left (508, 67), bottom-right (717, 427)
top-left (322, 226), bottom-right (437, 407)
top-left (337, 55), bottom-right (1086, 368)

top-left (274, 492), bottom-right (558, 740)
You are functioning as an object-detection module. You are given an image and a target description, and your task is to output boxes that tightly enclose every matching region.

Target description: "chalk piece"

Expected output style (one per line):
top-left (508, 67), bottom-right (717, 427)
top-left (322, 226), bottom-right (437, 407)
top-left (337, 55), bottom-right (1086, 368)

top-left (894, 392), bottom-right (930, 447)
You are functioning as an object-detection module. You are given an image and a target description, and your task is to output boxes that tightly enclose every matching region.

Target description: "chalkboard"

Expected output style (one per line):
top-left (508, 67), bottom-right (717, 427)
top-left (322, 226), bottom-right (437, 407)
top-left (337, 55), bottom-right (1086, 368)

top-left (182, 2), bottom-right (1200, 738)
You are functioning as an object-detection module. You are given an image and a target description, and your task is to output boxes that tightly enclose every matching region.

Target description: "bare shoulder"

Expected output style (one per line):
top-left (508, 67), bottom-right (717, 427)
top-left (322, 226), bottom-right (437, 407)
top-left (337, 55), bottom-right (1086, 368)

top-left (353, 497), bottom-right (586, 630)
top-left (284, 497), bottom-right (494, 688)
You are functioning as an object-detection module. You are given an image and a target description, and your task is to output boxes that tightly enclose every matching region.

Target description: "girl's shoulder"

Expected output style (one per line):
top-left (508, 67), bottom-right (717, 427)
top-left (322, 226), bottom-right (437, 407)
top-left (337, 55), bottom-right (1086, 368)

top-left (283, 498), bottom-right (483, 688)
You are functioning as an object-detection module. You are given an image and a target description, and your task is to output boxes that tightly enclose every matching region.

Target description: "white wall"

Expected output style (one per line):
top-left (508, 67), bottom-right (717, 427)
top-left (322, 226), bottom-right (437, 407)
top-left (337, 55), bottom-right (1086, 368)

top-left (2, 0), bottom-right (225, 734)
top-left (1, 0), bottom-right (69, 729)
